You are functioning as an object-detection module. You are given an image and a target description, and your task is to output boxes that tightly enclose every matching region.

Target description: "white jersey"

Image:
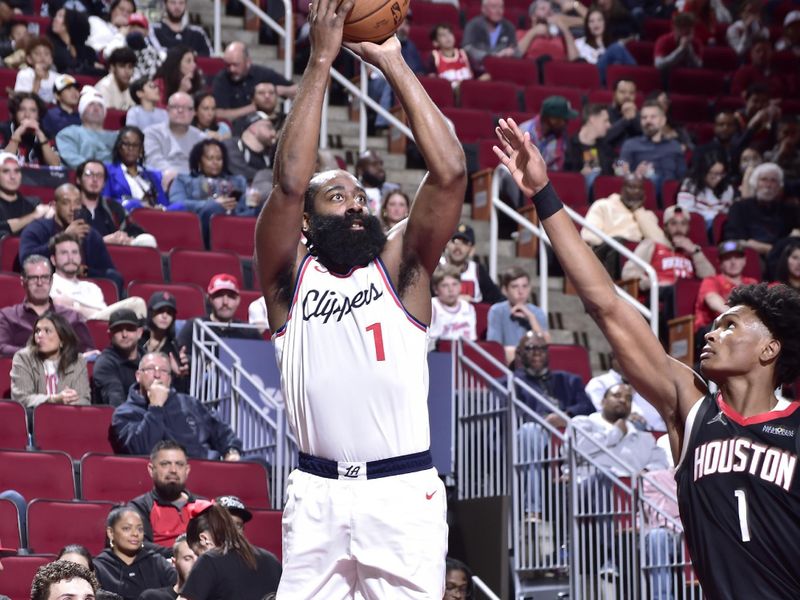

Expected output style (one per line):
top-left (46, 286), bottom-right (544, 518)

top-left (428, 298), bottom-right (477, 350)
top-left (273, 254), bottom-right (431, 462)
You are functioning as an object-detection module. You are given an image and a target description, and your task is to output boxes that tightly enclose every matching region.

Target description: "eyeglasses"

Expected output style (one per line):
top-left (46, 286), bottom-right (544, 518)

top-left (82, 170), bottom-right (104, 179)
top-left (24, 275), bottom-right (52, 283)
top-left (140, 365), bottom-right (170, 374)
top-left (444, 584), bottom-right (471, 597)
top-left (168, 105), bottom-right (194, 112)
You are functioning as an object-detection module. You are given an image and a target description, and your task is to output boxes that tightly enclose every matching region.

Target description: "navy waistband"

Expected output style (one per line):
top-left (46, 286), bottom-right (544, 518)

top-left (298, 449), bottom-right (433, 481)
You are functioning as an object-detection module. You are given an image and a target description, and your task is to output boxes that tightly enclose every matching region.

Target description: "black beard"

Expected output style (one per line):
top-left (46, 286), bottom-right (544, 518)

top-left (360, 171), bottom-right (385, 188)
top-left (306, 212), bottom-right (386, 272)
top-left (154, 480), bottom-right (184, 502)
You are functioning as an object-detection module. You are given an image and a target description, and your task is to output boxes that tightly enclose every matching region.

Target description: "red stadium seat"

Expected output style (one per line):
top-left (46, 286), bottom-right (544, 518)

top-left (0, 357), bottom-right (12, 399)
top-left (701, 46), bottom-right (738, 71)
top-left (0, 449), bottom-right (75, 501)
top-left (524, 85), bottom-right (585, 114)
top-left (548, 344), bottom-right (591, 384)
top-left (27, 499), bottom-right (114, 555)
top-left (80, 453), bottom-right (151, 503)
top-left (687, 211), bottom-right (709, 246)
top-left (0, 235), bottom-right (20, 272)
top-left (127, 282), bottom-right (206, 320)
top-left (409, 1), bottom-right (460, 26)
top-left (168, 249), bottom-right (244, 291)
top-left (0, 272), bottom-right (23, 308)
top-left (103, 108), bottom-right (126, 130)
top-left (668, 68), bottom-right (728, 97)
top-left (235, 289), bottom-right (263, 322)
top-left (548, 172), bottom-right (589, 209)
top-left (642, 17), bottom-right (671, 40)
top-left (189, 459), bottom-right (270, 508)
top-left (592, 175), bottom-right (657, 211)
top-left (441, 108), bottom-right (494, 143)
top-left (668, 94), bottom-right (712, 123)
top-left (85, 319), bottom-right (110, 351)
top-left (33, 404), bottom-right (115, 459)
top-left (625, 40), bottom-right (655, 65)
top-left (129, 209), bottom-right (204, 251)
top-left (542, 61), bottom-right (600, 89)
top-left (661, 179), bottom-right (680, 207)
top-left (473, 302), bottom-right (491, 340)
top-left (711, 213), bottom-right (726, 245)
top-left (0, 68), bottom-right (17, 95)
top-left (482, 56), bottom-right (539, 87)
top-left (0, 555), bottom-right (53, 600)
top-left (196, 56), bottom-right (226, 77)
top-left (685, 122), bottom-right (715, 145)
top-left (0, 498), bottom-right (21, 550)
top-left (209, 215), bottom-right (257, 258)
top-left (713, 96), bottom-right (745, 114)
top-left (459, 80), bottom-right (522, 112)
top-left (19, 185), bottom-right (55, 203)
top-left (87, 277), bottom-right (119, 305)
top-left (672, 278), bottom-right (702, 318)
top-left (476, 138), bottom-right (501, 171)
top-left (436, 340), bottom-right (507, 377)
top-left (606, 65), bottom-right (662, 95)
top-left (418, 76), bottom-right (456, 108)
top-left (0, 400), bottom-right (28, 449)
top-left (107, 245), bottom-right (164, 286)
top-left (246, 508), bottom-right (283, 560)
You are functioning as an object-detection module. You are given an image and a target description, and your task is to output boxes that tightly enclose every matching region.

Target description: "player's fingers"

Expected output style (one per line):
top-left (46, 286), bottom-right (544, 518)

top-left (336, 0), bottom-right (355, 20)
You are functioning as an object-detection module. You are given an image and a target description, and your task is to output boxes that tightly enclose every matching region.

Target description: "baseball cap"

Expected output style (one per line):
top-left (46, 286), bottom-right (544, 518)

top-left (78, 89), bottom-right (106, 118)
top-left (216, 495), bottom-right (252, 523)
top-left (452, 223), bottom-right (475, 245)
top-left (109, 308), bottom-right (140, 330)
top-left (662, 205), bottom-right (689, 224)
top-left (541, 96), bottom-right (579, 120)
top-left (784, 10), bottom-right (800, 27)
top-left (54, 74), bottom-right (78, 94)
top-left (207, 273), bottom-right (240, 296)
top-left (718, 240), bottom-right (745, 257)
top-left (233, 111), bottom-right (270, 136)
top-left (0, 151), bottom-right (19, 166)
top-left (148, 291), bottom-right (177, 313)
top-left (128, 12), bottom-right (149, 28)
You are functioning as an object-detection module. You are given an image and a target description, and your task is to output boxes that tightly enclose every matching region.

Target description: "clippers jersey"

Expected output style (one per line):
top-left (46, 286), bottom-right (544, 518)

top-left (675, 394), bottom-right (800, 599)
top-left (272, 254), bottom-right (431, 463)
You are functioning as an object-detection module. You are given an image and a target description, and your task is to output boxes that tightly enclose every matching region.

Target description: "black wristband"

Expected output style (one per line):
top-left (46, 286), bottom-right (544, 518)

top-left (531, 181), bottom-right (564, 220)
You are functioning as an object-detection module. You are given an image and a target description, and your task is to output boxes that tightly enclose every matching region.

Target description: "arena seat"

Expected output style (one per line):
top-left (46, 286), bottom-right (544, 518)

top-left (687, 211), bottom-right (709, 246)
top-left (129, 209), bottom-right (204, 252)
top-left (0, 450), bottom-right (75, 501)
top-left (441, 108), bottom-right (494, 143)
top-left (710, 214), bottom-right (726, 245)
top-left (127, 282), bottom-right (206, 320)
top-left (475, 138), bottom-right (502, 171)
top-left (668, 94), bottom-right (712, 124)
top-left (0, 68), bottom-right (17, 95)
top-left (188, 459), bottom-right (270, 508)
top-left (0, 357), bottom-right (12, 399)
top-left (85, 319), bottom-right (110, 351)
top-left (606, 65), bottom-right (662, 95)
top-left (661, 179), bottom-right (680, 207)
top-left (625, 40), bottom-right (655, 65)
top-left (642, 17), bottom-right (671, 40)
top-left (701, 46), bottom-right (738, 71)
top-left (168, 249), bottom-right (244, 290)
top-left (235, 289), bottom-right (263, 322)
top-left (408, 1), bottom-right (460, 27)
top-left (668, 68), bottom-right (728, 97)
top-left (196, 56), bottom-right (226, 77)
top-left (548, 172), bottom-right (589, 209)
top-left (418, 76), bottom-right (456, 109)
top-left (436, 340), bottom-right (507, 378)
top-left (33, 404), bottom-right (115, 459)
top-left (524, 85), bottom-right (585, 115)
top-left (0, 400), bottom-right (28, 449)
top-left (246, 508), bottom-right (283, 561)
top-left (107, 245), bottom-right (165, 285)
top-left (548, 344), bottom-right (592, 384)
top-left (0, 235), bottom-right (20, 272)
top-left (482, 56), bottom-right (539, 87)
top-left (0, 272), bottom-right (23, 308)
top-left (19, 185), bottom-right (55, 204)
top-left (542, 61), bottom-right (600, 89)
top-left (27, 499), bottom-right (114, 555)
top-left (87, 277), bottom-right (119, 305)
top-left (0, 555), bottom-right (53, 600)
top-left (672, 278), bottom-right (702, 318)
top-left (473, 302), bottom-right (491, 340)
top-left (80, 453), bottom-right (150, 503)
top-left (209, 215), bottom-right (257, 258)
top-left (459, 80), bottom-right (522, 112)
top-left (0, 498), bottom-right (22, 549)
top-left (103, 108), bottom-right (126, 130)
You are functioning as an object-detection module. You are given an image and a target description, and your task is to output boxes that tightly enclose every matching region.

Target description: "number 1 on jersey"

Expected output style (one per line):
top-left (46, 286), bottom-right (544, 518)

top-left (366, 323), bottom-right (385, 361)
top-left (734, 489), bottom-right (751, 542)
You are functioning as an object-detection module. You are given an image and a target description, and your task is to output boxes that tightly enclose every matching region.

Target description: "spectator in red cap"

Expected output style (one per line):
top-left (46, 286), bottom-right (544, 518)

top-left (176, 273), bottom-right (261, 360)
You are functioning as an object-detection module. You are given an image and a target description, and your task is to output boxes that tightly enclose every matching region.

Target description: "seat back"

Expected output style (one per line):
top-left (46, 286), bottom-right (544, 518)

top-left (0, 498), bottom-right (21, 549)
top-left (127, 282), bottom-right (207, 320)
top-left (0, 236), bottom-right (20, 272)
top-left (441, 108), bottom-right (494, 143)
top-left (0, 400), bottom-right (28, 448)
top-left (209, 215), bottom-right (258, 258)
top-left (87, 277), bottom-right (119, 305)
top-left (246, 508), bottom-right (283, 560)
top-left (606, 65), bottom-right (662, 95)
top-left (0, 555), bottom-right (53, 600)
top-left (418, 76), bottom-right (456, 108)
top-left (483, 56), bottom-right (539, 87)
top-left (80, 453), bottom-right (151, 503)
top-left (27, 499), bottom-right (114, 555)
top-left (129, 209), bottom-right (204, 251)
top-left (542, 60), bottom-right (600, 89)
top-left (33, 404), bottom-right (115, 459)
top-left (548, 172), bottom-right (589, 209)
top-left (459, 80), bottom-right (522, 112)
top-left (547, 344), bottom-right (592, 384)
top-left (189, 459), bottom-right (270, 508)
top-left (473, 302), bottom-right (491, 340)
top-left (672, 278), bottom-right (702, 318)
top-left (169, 249), bottom-right (244, 291)
top-left (86, 320), bottom-right (110, 351)
top-left (0, 449), bottom-right (75, 501)
top-left (0, 357), bottom-right (12, 399)
top-left (107, 245), bottom-right (164, 286)
top-left (236, 289), bottom-right (263, 322)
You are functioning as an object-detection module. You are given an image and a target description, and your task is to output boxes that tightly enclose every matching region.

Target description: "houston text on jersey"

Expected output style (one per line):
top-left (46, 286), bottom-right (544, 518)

top-left (692, 436), bottom-right (797, 491)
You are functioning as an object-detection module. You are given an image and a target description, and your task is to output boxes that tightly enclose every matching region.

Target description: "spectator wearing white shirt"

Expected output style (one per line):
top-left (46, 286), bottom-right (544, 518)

top-left (14, 37), bottom-right (61, 104)
top-left (428, 264), bottom-right (477, 351)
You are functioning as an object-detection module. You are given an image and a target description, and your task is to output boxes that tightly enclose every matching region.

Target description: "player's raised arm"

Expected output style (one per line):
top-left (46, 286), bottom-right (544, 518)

top-left (494, 118), bottom-right (706, 436)
top-left (255, 0), bottom-right (354, 328)
top-left (345, 38), bottom-right (467, 275)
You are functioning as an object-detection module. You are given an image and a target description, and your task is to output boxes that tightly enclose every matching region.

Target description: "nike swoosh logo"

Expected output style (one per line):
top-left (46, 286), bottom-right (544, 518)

top-left (426, 491), bottom-right (437, 500)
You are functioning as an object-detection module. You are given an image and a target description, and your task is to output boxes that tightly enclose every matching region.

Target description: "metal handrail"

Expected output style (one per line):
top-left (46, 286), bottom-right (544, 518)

top-left (487, 164), bottom-right (660, 334)
top-left (473, 576), bottom-right (501, 600)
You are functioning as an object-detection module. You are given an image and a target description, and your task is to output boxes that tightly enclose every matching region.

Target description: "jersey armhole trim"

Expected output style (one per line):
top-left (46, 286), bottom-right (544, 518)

top-left (272, 253), bottom-right (313, 338)
top-left (375, 257), bottom-right (428, 332)
top-left (675, 394), bottom-right (706, 471)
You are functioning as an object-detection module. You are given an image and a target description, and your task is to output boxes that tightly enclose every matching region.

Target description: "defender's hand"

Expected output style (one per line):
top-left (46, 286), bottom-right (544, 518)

top-left (308, 0), bottom-right (355, 63)
top-left (493, 117), bottom-right (549, 198)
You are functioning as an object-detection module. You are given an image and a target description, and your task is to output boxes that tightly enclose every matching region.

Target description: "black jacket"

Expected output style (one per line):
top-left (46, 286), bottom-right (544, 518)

top-left (93, 547), bottom-right (176, 600)
top-left (93, 347), bottom-right (140, 407)
top-left (77, 197), bottom-right (146, 239)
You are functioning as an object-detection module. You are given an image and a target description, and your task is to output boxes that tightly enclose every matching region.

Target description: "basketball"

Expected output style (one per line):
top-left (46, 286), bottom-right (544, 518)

top-left (342, 0), bottom-right (410, 43)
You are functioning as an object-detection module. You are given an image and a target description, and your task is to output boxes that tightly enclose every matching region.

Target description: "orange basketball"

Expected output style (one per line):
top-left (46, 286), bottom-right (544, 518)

top-left (342, 0), bottom-right (410, 43)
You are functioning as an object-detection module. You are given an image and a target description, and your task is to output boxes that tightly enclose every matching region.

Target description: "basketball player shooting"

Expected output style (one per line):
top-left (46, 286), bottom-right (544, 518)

top-left (493, 118), bottom-right (800, 598)
top-left (254, 0), bottom-right (467, 596)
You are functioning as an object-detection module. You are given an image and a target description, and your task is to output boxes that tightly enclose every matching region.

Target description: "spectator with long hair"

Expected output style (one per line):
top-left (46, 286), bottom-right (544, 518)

top-left (380, 189), bottom-right (410, 231)
top-left (444, 557), bottom-right (475, 599)
top-left (774, 242), bottom-right (800, 291)
top-left (0, 91), bottom-right (61, 166)
top-left (104, 126), bottom-right (171, 211)
top-left (10, 311), bottom-right (90, 408)
top-left (138, 291), bottom-right (188, 392)
top-left (48, 8), bottom-right (103, 76)
top-left (154, 45), bottom-right (204, 105)
top-left (93, 505), bottom-right (176, 600)
top-left (573, 7), bottom-right (636, 86)
top-left (676, 152), bottom-right (734, 231)
top-left (182, 501), bottom-right (281, 600)
top-left (169, 138), bottom-right (250, 243)
top-left (192, 92), bottom-right (231, 141)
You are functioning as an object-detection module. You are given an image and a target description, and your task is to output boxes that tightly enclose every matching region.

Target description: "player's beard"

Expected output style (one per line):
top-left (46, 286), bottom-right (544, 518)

top-left (307, 212), bottom-right (387, 273)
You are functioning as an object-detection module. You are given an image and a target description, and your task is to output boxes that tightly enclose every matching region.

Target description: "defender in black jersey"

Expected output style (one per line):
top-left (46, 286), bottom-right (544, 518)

top-left (492, 119), bottom-right (800, 600)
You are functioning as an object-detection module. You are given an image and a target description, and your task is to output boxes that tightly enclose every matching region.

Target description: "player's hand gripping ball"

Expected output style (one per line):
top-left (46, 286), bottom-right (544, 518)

top-left (342, 0), bottom-right (410, 43)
